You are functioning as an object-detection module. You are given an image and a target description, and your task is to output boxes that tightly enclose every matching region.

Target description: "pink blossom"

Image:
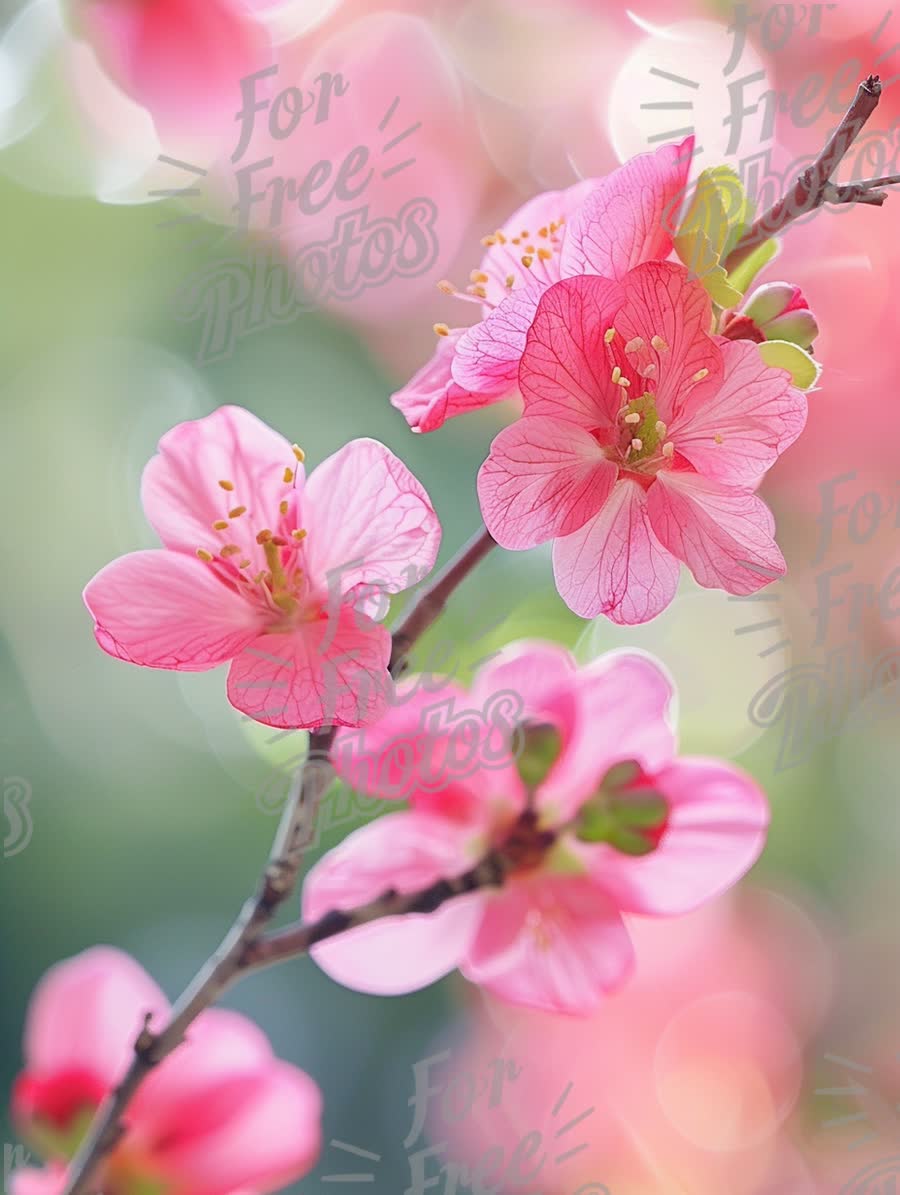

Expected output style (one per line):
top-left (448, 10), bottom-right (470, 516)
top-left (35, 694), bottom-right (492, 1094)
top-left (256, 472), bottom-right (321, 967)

top-left (10, 947), bottom-right (322, 1195)
top-left (69, 0), bottom-right (272, 140)
top-left (478, 262), bottom-right (808, 624)
top-left (83, 406), bottom-right (441, 729)
top-left (302, 641), bottom-right (769, 1015)
top-left (391, 137), bottom-right (694, 432)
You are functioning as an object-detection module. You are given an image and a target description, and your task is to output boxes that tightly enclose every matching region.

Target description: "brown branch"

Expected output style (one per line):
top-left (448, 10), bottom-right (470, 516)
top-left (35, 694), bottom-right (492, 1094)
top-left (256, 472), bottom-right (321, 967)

top-left (389, 524), bottom-right (496, 675)
top-left (243, 849), bottom-right (509, 973)
top-left (61, 524), bottom-right (497, 1195)
top-left (724, 75), bottom-right (885, 274)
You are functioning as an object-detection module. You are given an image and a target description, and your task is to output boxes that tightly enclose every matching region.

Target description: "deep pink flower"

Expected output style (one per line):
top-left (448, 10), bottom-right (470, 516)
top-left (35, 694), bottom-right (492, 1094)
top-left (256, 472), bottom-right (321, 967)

top-left (10, 947), bottom-right (322, 1195)
top-left (390, 137), bottom-right (694, 432)
top-left (83, 406), bottom-right (441, 729)
top-left (69, 0), bottom-right (272, 140)
top-left (302, 642), bottom-right (769, 1015)
top-left (478, 262), bottom-right (808, 624)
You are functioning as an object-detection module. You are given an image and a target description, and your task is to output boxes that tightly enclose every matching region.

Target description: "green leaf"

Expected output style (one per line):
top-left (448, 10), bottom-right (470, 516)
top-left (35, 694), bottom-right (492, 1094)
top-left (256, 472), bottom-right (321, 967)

top-left (726, 236), bottom-right (779, 296)
top-left (674, 166), bottom-right (751, 307)
top-left (758, 339), bottom-right (821, 390)
top-left (515, 722), bottom-right (563, 790)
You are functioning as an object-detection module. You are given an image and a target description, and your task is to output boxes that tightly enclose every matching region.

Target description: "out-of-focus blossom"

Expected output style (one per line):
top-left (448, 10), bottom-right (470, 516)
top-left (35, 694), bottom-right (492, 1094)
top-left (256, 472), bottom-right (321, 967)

top-left (303, 641), bottom-right (769, 1014)
top-left (478, 262), bottom-right (807, 624)
top-left (11, 947), bottom-right (322, 1195)
top-left (83, 406), bottom-right (441, 729)
top-left (436, 887), bottom-right (834, 1195)
top-left (391, 137), bottom-right (693, 431)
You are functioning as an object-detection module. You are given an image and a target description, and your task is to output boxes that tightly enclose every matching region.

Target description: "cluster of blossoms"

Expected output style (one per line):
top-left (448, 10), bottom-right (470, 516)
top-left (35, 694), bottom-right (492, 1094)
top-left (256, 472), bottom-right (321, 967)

top-left (393, 137), bottom-right (811, 624)
top-left (13, 135), bottom-right (815, 1195)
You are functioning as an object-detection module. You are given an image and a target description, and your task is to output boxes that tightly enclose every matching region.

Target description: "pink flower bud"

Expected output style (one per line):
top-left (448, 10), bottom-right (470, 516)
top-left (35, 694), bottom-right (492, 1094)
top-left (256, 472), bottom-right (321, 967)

top-left (741, 282), bottom-right (819, 349)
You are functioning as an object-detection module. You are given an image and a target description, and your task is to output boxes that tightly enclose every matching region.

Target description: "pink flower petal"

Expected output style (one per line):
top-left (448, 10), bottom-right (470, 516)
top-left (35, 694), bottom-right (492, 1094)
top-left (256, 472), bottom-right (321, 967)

top-left (10, 1167), bottom-right (66, 1195)
top-left (552, 479), bottom-right (681, 623)
top-left (647, 471), bottom-right (785, 594)
top-left (84, 550), bottom-right (262, 670)
top-left (141, 406), bottom-right (296, 560)
top-left (302, 812), bottom-right (485, 995)
top-left (613, 261), bottom-right (722, 422)
top-left (23, 948), bottom-right (169, 1087)
top-left (673, 339), bottom-right (808, 486)
top-left (517, 275), bottom-right (625, 428)
top-left (227, 604), bottom-right (392, 729)
top-left (330, 679), bottom-right (525, 826)
top-left (561, 137), bottom-right (694, 280)
top-left (131, 1009), bottom-right (274, 1144)
top-left (542, 651), bottom-right (677, 821)
top-left (78, 0), bottom-right (272, 141)
top-left (478, 177), bottom-right (598, 306)
top-left (461, 877), bottom-right (634, 1014)
top-left (390, 330), bottom-right (510, 433)
top-left (588, 757), bottom-right (769, 916)
top-left (302, 439), bottom-right (441, 606)
top-left (477, 416), bottom-right (618, 549)
top-left (152, 1061), bottom-right (322, 1195)
top-left (451, 280), bottom-right (547, 394)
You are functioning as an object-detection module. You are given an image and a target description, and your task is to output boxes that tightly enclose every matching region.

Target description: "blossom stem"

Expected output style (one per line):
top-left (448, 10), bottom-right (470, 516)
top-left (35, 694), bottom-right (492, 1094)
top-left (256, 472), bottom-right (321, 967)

top-left (389, 523), bottom-right (497, 674)
top-left (60, 523), bottom-right (497, 1195)
top-left (723, 74), bottom-right (886, 273)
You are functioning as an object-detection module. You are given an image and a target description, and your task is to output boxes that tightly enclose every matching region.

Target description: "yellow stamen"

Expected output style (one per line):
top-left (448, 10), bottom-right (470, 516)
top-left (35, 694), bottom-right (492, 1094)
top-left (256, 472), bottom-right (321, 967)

top-left (625, 337), bottom-right (645, 353)
top-left (283, 467), bottom-right (294, 484)
top-left (631, 438), bottom-right (643, 451)
top-left (624, 412), bottom-right (641, 425)
top-left (256, 529), bottom-right (273, 545)
top-left (221, 545), bottom-right (241, 558)
top-left (470, 270), bottom-right (489, 284)
top-left (434, 323), bottom-right (450, 337)
top-left (521, 255), bottom-right (534, 268)
top-left (228, 506), bottom-right (246, 519)
top-left (611, 366), bottom-right (622, 384)
top-left (292, 529), bottom-right (308, 541)
top-left (468, 285), bottom-right (488, 299)
top-left (505, 275), bottom-right (515, 288)
top-left (617, 377), bottom-right (631, 388)
top-left (238, 558), bottom-right (251, 569)
top-left (212, 520), bottom-right (229, 531)
top-left (714, 433), bottom-right (724, 445)
top-left (662, 441), bottom-right (675, 458)
top-left (538, 226), bottom-right (549, 238)
top-left (604, 327), bottom-right (617, 344)
top-left (495, 230), bottom-right (507, 244)
top-left (437, 279), bottom-right (455, 295)
top-left (655, 420), bottom-right (667, 437)
top-left (279, 500), bottom-right (289, 515)
top-left (651, 335), bottom-right (669, 352)
top-left (693, 368), bottom-right (709, 381)
top-left (537, 248), bottom-right (552, 261)
top-left (292, 444), bottom-right (305, 462)
top-left (481, 234), bottom-right (498, 247)
top-left (197, 549), bottom-right (214, 562)
top-left (218, 480), bottom-right (235, 492)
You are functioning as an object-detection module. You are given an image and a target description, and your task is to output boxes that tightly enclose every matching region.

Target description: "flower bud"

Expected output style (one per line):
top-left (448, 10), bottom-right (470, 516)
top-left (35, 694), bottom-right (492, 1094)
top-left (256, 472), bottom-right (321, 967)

top-left (740, 282), bottom-right (818, 349)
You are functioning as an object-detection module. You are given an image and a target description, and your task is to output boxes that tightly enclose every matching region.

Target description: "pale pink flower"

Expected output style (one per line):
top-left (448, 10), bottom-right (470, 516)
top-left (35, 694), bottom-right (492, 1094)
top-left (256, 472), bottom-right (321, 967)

top-left (10, 947), bottom-right (322, 1195)
top-left (83, 406), bottom-right (441, 729)
top-left (478, 262), bottom-right (808, 624)
top-left (390, 136), bottom-right (695, 432)
top-left (302, 641), bottom-right (769, 1015)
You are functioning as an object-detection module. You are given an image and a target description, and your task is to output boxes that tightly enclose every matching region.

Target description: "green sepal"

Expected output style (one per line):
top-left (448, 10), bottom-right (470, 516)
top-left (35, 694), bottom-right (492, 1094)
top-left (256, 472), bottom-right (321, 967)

top-left (758, 339), bottom-right (821, 390)
top-left (515, 722), bottom-right (563, 790)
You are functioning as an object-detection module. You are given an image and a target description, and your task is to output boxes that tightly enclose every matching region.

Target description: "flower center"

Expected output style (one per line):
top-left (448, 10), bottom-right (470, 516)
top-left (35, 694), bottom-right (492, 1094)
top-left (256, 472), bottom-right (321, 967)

top-left (193, 443), bottom-right (317, 624)
top-left (431, 217), bottom-right (567, 333)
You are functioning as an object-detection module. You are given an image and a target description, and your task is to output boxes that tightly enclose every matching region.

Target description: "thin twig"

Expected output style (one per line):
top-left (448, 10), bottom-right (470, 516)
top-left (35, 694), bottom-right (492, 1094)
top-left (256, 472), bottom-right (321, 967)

top-left (389, 524), bottom-right (496, 675)
top-left (61, 525), bottom-right (496, 1195)
top-left (724, 75), bottom-right (885, 273)
top-left (243, 849), bottom-right (510, 974)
